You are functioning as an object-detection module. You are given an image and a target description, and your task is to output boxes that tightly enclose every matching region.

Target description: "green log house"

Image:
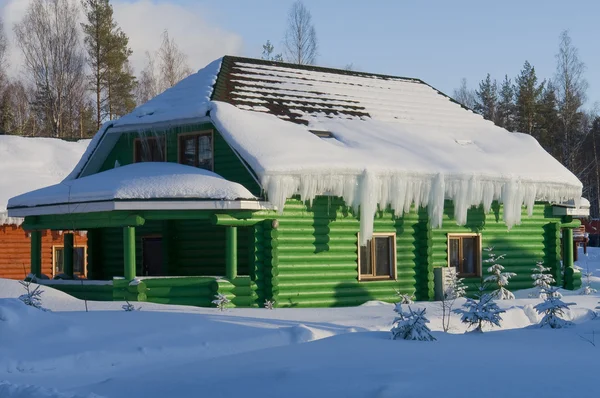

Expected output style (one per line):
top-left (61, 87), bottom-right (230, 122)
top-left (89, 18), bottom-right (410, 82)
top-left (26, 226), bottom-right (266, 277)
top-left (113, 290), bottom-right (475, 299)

top-left (7, 56), bottom-right (588, 307)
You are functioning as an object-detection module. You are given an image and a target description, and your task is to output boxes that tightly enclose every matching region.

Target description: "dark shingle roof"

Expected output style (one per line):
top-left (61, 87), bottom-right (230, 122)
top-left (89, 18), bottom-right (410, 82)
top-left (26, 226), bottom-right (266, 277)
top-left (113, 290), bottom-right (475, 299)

top-left (212, 56), bottom-right (450, 126)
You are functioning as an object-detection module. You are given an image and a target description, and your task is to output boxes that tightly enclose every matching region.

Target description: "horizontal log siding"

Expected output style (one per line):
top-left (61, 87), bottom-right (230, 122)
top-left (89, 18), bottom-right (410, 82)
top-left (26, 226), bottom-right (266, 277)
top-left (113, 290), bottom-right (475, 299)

top-left (432, 202), bottom-right (563, 294)
top-left (0, 225), bottom-right (87, 279)
top-left (98, 123), bottom-right (261, 196)
top-left (272, 197), bottom-right (426, 307)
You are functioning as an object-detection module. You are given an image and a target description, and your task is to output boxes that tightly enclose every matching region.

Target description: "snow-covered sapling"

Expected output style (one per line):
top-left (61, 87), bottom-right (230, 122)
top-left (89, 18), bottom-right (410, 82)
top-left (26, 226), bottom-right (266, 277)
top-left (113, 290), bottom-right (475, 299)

top-left (440, 267), bottom-right (466, 332)
top-left (18, 278), bottom-right (47, 311)
top-left (264, 299), bottom-right (275, 310)
top-left (391, 303), bottom-right (436, 341)
top-left (535, 286), bottom-right (575, 329)
top-left (484, 247), bottom-right (516, 300)
top-left (394, 289), bottom-right (414, 304)
top-left (212, 293), bottom-right (230, 311)
top-left (122, 300), bottom-right (141, 312)
top-left (531, 261), bottom-right (557, 299)
top-left (579, 266), bottom-right (597, 296)
top-left (454, 286), bottom-right (505, 333)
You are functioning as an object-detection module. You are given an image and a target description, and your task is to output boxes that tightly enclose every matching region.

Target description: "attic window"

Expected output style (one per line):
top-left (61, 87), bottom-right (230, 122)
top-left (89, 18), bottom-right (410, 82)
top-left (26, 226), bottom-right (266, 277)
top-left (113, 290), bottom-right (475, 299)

top-left (134, 136), bottom-right (166, 163)
top-left (178, 131), bottom-right (214, 171)
top-left (309, 130), bottom-right (334, 138)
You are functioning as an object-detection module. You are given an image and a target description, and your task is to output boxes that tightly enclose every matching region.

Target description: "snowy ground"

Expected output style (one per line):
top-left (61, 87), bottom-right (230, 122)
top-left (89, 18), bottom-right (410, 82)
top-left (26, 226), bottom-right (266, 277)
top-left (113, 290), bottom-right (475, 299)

top-left (1, 248), bottom-right (599, 398)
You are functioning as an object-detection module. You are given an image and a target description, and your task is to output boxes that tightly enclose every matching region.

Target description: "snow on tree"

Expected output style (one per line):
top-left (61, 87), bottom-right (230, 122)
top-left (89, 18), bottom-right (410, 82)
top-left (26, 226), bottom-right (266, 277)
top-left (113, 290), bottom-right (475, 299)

top-left (440, 267), bottom-right (466, 332)
top-left (264, 299), bottom-right (275, 310)
top-left (534, 286), bottom-right (575, 329)
top-left (483, 247), bottom-right (516, 300)
top-left (579, 266), bottom-right (597, 295)
top-left (394, 290), bottom-right (414, 304)
top-left (454, 286), bottom-right (505, 333)
top-left (531, 261), bottom-right (557, 298)
top-left (212, 293), bottom-right (230, 311)
top-left (122, 300), bottom-right (140, 312)
top-left (391, 303), bottom-right (436, 341)
top-left (18, 278), bottom-right (47, 311)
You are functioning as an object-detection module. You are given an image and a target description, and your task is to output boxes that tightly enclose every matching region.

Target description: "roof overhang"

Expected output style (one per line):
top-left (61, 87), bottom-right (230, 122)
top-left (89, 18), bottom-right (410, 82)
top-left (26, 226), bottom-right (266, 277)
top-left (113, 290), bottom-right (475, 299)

top-left (552, 204), bottom-right (590, 217)
top-left (8, 199), bottom-right (272, 218)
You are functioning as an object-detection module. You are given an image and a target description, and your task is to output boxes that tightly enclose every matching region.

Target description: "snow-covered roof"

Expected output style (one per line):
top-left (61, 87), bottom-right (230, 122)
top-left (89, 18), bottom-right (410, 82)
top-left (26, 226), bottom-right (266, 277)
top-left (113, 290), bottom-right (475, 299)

top-left (8, 162), bottom-right (256, 211)
top-left (0, 135), bottom-right (89, 225)
top-left (13, 56), bottom-right (584, 243)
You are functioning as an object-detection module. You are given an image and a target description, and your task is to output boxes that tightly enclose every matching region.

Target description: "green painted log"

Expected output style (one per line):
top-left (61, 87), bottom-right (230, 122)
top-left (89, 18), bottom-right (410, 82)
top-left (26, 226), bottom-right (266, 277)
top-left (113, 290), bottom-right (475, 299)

top-left (30, 230), bottom-right (42, 278)
top-left (63, 233), bottom-right (74, 278)
top-left (211, 214), bottom-right (267, 226)
top-left (146, 297), bottom-right (214, 306)
top-left (145, 286), bottom-right (214, 297)
top-left (141, 277), bottom-right (218, 289)
top-left (123, 226), bottom-right (136, 280)
top-left (226, 226), bottom-right (238, 279)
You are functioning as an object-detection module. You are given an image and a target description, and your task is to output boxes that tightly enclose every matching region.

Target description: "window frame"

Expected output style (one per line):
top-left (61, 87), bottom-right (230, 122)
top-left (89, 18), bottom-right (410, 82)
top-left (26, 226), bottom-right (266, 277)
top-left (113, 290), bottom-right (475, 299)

top-left (446, 233), bottom-right (482, 277)
top-left (177, 130), bottom-right (215, 171)
top-left (357, 232), bottom-right (397, 281)
top-left (133, 135), bottom-right (167, 163)
top-left (52, 244), bottom-right (88, 278)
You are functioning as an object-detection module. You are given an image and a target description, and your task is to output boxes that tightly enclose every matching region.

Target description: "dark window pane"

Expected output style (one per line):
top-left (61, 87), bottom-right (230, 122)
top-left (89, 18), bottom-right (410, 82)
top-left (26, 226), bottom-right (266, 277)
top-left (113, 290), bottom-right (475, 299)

top-left (181, 137), bottom-right (196, 166)
top-left (374, 237), bottom-right (392, 277)
top-left (359, 242), bottom-right (371, 276)
top-left (55, 248), bottom-right (64, 275)
top-left (462, 237), bottom-right (477, 275)
top-left (197, 134), bottom-right (213, 170)
top-left (136, 137), bottom-right (165, 162)
top-left (73, 248), bottom-right (85, 275)
top-left (449, 238), bottom-right (460, 268)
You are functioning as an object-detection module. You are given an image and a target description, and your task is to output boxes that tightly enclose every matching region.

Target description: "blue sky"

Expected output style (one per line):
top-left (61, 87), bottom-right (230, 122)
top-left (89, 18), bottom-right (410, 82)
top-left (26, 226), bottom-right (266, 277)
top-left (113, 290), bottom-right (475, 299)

top-left (179, 0), bottom-right (600, 107)
top-left (2, 0), bottom-right (598, 107)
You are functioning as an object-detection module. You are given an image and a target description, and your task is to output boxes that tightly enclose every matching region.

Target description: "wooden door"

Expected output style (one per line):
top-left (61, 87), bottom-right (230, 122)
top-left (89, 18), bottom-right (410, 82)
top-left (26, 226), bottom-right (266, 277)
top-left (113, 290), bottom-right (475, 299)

top-left (142, 237), bottom-right (163, 276)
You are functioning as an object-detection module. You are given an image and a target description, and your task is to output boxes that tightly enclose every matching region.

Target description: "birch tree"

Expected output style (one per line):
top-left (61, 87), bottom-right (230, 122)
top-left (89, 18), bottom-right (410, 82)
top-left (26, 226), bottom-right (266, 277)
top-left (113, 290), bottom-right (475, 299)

top-left (14, 0), bottom-right (86, 138)
top-left (283, 1), bottom-right (318, 65)
top-left (555, 30), bottom-right (588, 171)
top-left (157, 30), bottom-right (192, 91)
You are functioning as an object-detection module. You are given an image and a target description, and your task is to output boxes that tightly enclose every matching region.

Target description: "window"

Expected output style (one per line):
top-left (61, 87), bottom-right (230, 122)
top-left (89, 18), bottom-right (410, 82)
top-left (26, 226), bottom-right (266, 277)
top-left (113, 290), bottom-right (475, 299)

top-left (358, 233), bottom-right (396, 280)
top-left (178, 132), bottom-right (213, 171)
top-left (447, 233), bottom-right (481, 277)
top-left (53, 246), bottom-right (87, 277)
top-left (134, 136), bottom-right (166, 162)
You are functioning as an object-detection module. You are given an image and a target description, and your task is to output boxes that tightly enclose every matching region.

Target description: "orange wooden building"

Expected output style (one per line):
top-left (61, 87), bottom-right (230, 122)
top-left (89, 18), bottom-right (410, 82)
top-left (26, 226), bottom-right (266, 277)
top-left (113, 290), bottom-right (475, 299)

top-left (0, 135), bottom-right (89, 280)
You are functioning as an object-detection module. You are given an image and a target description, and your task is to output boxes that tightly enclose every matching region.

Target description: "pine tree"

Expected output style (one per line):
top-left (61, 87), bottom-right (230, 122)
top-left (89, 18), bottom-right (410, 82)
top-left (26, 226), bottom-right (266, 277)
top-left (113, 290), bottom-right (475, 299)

top-left (535, 286), bottom-right (575, 328)
top-left (262, 40), bottom-right (283, 62)
top-left (212, 293), bottom-right (230, 311)
top-left (474, 74), bottom-right (497, 121)
top-left (515, 61), bottom-right (544, 137)
top-left (496, 75), bottom-right (515, 130)
top-left (441, 267), bottom-right (466, 332)
top-left (536, 81), bottom-right (560, 156)
top-left (483, 247), bottom-right (516, 300)
top-left (454, 286), bottom-right (505, 333)
top-left (531, 261), bottom-right (556, 298)
top-left (391, 303), bottom-right (436, 341)
top-left (82, 0), bottom-right (136, 129)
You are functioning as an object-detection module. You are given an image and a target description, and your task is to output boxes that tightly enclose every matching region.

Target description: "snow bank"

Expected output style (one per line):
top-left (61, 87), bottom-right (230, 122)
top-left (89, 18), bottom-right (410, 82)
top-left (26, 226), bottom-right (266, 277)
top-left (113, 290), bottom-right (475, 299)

top-left (0, 136), bottom-right (89, 224)
top-left (211, 102), bottom-right (581, 242)
top-left (0, 382), bottom-right (102, 398)
top-left (9, 162), bottom-right (255, 208)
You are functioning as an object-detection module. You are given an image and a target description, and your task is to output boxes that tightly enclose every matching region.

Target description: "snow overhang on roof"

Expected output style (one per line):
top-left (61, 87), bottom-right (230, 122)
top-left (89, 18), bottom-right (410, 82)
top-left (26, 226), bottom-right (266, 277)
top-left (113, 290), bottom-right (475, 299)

top-left (552, 197), bottom-right (590, 217)
top-left (7, 163), bottom-right (266, 217)
top-left (54, 56), bottom-right (584, 244)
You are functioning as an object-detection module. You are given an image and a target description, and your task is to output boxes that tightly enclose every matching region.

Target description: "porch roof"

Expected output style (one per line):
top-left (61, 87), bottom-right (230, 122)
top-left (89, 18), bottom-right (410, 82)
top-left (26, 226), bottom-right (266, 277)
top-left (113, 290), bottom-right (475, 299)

top-left (8, 162), bottom-right (263, 218)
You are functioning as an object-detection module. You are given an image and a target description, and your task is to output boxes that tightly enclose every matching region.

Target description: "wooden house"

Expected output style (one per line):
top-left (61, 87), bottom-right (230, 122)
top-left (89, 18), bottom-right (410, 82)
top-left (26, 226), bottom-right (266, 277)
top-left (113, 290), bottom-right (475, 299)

top-left (0, 135), bottom-right (89, 280)
top-left (7, 56), bottom-right (587, 306)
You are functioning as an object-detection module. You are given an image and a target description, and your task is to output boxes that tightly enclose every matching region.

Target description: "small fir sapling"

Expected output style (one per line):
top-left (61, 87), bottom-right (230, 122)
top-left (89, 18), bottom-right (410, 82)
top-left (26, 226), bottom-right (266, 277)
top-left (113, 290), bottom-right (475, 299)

top-left (531, 261), bottom-right (558, 299)
top-left (18, 277), bottom-right (47, 311)
top-left (483, 247), bottom-right (516, 300)
top-left (391, 303), bottom-right (436, 341)
top-left (394, 289), bottom-right (414, 304)
top-left (122, 300), bottom-right (141, 312)
top-left (454, 285), bottom-right (505, 333)
top-left (264, 300), bottom-right (275, 309)
top-left (579, 264), bottom-right (597, 295)
top-left (440, 267), bottom-right (466, 332)
top-left (212, 293), bottom-right (230, 311)
top-left (535, 286), bottom-right (575, 328)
